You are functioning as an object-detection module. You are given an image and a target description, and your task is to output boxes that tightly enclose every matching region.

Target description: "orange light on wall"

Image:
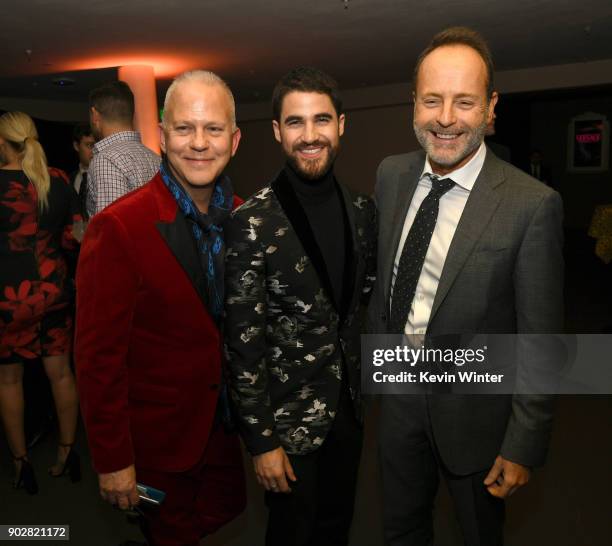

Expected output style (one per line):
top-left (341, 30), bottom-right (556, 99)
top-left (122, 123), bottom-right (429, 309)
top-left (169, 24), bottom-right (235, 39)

top-left (118, 65), bottom-right (160, 154)
top-left (61, 53), bottom-right (213, 79)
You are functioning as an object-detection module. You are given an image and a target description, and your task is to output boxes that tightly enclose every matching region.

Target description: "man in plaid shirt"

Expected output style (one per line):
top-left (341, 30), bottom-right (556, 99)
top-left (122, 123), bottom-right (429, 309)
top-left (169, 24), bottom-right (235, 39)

top-left (87, 81), bottom-right (160, 217)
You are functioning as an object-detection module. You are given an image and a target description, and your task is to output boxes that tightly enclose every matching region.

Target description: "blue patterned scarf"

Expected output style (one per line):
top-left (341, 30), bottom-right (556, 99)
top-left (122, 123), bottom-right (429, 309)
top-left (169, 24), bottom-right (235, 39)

top-left (160, 160), bottom-right (233, 324)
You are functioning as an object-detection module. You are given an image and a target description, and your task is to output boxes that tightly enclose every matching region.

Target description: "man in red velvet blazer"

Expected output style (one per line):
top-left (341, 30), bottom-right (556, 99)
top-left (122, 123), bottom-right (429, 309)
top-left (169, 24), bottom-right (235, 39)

top-left (75, 70), bottom-right (245, 546)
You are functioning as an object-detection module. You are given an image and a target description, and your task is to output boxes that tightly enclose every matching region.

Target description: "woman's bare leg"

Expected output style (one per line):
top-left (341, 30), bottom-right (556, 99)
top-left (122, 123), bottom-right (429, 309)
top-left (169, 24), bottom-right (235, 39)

top-left (42, 354), bottom-right (78, 471)
top-left (0, 363), bottom-right (27, 476)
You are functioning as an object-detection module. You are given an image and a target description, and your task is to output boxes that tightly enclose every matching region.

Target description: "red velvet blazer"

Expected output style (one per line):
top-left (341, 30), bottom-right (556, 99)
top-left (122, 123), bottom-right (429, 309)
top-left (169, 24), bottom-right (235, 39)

top-left (75, 174), bottom-right (243, 474)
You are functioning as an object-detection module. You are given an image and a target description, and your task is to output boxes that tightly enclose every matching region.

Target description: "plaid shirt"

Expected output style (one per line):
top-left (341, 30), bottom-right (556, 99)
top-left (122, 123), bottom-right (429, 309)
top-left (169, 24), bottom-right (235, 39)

top-left (87, 131), bottom-right (160, 217)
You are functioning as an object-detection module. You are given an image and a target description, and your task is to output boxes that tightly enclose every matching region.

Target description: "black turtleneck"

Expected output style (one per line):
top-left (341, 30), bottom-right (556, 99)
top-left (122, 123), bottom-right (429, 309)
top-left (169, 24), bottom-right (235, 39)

top-left (285, 162), bottom-right (347, 310)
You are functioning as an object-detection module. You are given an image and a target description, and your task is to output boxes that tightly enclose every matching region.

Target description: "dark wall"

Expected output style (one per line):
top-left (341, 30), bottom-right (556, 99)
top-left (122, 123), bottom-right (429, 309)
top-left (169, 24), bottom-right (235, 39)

top-left (530, 94), bottom-right (612, 230)
top-left (36, 118), bottom-right (78, 175)
top-left (494, 86), bottom-right (612, 231)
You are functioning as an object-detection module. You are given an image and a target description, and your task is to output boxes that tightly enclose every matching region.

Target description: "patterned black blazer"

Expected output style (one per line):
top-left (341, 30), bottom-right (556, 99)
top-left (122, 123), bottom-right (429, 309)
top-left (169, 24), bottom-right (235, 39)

top-left (224, 170), bottom-right (376, 456)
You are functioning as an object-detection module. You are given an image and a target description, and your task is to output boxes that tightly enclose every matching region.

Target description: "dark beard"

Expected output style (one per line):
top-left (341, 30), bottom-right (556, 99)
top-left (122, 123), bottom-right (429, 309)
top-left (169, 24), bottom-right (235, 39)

top-left (285, 144), bottom-right (338, 181)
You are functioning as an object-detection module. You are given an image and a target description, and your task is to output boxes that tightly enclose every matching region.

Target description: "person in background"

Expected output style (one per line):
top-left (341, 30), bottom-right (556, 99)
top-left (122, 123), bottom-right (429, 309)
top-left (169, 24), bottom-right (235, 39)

top-left (0, 111), bottom-right (82, 495)
top-left (527, 149), bottom-right (553, 188)
top-left (70, 124), bottom-right (95, 219)
top-left (86, 81), bottom-right (160, 217)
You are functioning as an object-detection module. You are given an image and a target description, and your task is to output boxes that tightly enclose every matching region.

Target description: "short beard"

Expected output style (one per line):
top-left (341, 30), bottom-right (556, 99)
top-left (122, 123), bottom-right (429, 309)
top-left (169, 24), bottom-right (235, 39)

top-left (286, 142), bottom-right (338, 181)
top-left (414, 117), bottom-right (487, 169)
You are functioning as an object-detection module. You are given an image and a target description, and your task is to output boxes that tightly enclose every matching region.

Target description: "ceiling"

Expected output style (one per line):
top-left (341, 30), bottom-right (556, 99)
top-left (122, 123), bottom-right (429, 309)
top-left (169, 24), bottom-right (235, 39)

top-left (2, 0), bottom-right (612, 104)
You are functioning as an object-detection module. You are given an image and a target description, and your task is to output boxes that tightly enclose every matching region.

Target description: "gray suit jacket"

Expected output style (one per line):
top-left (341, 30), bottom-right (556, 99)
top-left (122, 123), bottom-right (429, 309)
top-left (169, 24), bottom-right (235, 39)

top-left (368, 147), bottom-right (564, 474)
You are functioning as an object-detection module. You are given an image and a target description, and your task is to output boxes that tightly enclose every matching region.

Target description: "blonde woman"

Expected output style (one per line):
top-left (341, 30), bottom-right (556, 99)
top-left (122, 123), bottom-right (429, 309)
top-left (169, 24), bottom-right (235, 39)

top-left (0, 112), bottom-right (82, 494)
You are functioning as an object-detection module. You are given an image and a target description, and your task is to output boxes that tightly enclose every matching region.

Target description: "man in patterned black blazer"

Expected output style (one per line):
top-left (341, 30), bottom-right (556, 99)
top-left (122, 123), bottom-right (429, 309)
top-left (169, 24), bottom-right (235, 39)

top-left (224, 67), bottom-right (376, 546)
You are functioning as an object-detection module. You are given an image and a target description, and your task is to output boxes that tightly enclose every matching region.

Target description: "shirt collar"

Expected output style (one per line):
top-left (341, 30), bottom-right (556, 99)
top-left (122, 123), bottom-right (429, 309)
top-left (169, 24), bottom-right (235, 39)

top-left (93, 130), bottom-right (141, 155)
top-left (421, 142), bottom-right (487, 192)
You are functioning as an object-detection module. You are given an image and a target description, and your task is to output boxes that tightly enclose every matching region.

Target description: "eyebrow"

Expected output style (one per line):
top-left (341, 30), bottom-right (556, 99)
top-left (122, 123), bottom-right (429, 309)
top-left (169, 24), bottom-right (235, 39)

top-left (283, 112), bottom-right (333, 123)
top-left (420, 92), bottom-right (480, 100)
top-left (454, 93), bottom-right (480, 100)
top-left (284, 115), bottom-right (303, 124)
top-left (171, 120), bottom-right (226, 127)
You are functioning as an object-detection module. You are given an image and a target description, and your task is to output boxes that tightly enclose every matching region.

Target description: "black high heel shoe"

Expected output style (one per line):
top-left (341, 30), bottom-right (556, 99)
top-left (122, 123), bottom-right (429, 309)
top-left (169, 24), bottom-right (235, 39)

top-left (48, 443), bottom-right (81, 483)
top-left (13, 455), bottom-right (38, 495)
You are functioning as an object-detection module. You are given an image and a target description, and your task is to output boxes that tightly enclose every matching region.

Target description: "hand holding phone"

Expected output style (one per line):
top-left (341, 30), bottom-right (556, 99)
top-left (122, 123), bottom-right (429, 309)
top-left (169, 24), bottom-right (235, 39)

top-left (136, 483), bottom-right (166, 506)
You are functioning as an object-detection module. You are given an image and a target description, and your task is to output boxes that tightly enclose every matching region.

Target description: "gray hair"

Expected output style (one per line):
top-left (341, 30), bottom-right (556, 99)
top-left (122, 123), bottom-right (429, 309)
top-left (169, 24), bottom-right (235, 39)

top-left (163, 70), bottom-right (237, 130)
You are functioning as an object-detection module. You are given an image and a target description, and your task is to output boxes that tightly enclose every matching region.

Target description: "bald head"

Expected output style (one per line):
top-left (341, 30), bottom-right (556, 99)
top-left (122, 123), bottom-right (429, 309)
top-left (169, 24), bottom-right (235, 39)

top-left (163, 70), bottom-right (237, 130)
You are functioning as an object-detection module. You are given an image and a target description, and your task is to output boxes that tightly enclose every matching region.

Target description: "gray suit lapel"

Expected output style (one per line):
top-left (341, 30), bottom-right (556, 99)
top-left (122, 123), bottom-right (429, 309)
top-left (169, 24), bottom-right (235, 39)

top-left (429, 153), bottom-right (505, 322)
top-left (383, 163), bottom-right (421, 306)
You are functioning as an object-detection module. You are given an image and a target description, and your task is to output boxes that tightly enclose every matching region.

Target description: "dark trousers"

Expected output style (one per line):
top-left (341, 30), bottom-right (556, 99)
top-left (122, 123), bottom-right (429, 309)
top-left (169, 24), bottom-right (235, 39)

top-left (136, 426), bottom-right (245, 546)
top-left (379, 395), bottom-right (505, 546)
top-left (265, 386), bottom-right (363, 546)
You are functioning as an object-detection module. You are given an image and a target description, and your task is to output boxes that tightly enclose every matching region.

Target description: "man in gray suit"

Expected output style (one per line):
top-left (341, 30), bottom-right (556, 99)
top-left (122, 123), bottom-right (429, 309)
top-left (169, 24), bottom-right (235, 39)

top-left (369, 27), bottom-right (563, 545)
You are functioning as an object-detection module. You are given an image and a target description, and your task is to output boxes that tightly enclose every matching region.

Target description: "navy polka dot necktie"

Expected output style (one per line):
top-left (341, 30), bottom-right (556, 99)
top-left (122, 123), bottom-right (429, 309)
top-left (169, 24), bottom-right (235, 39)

top-left (389, 174), bottom-right (455, 333)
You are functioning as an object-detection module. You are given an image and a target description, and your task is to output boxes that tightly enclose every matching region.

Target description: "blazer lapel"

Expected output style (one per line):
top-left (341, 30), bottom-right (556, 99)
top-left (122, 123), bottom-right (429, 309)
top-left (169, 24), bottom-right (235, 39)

top-left (337, 183), bottom-right (359, 319)
top-left (271, 170), bottom-right (337, 310)
top-left (384, 163), bottom-right (421, 307)
top-left (152, 177), bottom-right (209, 309)
top-left (429, 154), bottom-right (505, 322)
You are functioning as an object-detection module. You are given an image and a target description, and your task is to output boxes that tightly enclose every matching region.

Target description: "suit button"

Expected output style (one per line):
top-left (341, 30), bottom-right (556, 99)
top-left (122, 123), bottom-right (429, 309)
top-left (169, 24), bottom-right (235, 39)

top-left (381, 314), bottom-right (387, 321)
top-left (210, 384), bottom-right (219, 391)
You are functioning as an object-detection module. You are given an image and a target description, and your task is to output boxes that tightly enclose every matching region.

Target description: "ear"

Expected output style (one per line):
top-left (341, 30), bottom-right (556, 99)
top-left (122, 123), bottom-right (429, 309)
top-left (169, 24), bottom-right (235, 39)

top-left (230, 127), bottom-right (241, 157)
top-left (338, 113), bottom-right (345, 137)
top-left (411, 91), bottom-right (418, 118)
top-left (487, 91), bottom-right (499, 123)
top-left (73, 141), bottom-right (79, 153)
top-left (272, 120), bottom-right (281, 144)
top-left (159, 123), bottom-right (167, 154)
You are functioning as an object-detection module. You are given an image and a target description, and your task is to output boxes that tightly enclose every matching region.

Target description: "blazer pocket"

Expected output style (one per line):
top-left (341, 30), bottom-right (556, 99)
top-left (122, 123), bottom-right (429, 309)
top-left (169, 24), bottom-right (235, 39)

top-left (128, 382), bottom-right (178, 406)
top-left (470, 245), bottom-right (511, 270)
top-left (473, 244), bottom-right (508, 254)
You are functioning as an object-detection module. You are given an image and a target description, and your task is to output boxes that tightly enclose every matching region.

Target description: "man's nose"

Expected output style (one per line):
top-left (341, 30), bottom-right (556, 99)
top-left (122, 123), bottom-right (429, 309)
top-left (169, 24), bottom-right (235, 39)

top-left (192, 128), bottom-right (209, 150)
top-left (436, 101), bottom-right (456, 127)
top-left (303, 121), bottom-right (317, 143)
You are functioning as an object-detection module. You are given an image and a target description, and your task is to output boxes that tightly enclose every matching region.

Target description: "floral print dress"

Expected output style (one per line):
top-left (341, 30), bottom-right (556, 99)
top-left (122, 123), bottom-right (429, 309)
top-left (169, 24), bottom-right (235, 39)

top-left (0, 169), bottom-right (82, 363)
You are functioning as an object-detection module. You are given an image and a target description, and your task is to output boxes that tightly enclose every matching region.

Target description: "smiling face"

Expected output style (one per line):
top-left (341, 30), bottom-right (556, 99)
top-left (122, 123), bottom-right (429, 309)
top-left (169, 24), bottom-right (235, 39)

top-left (160, 80), bottom-right (240, 196)
top-left (413, 44), bottom-right (498, 175)
top-left (273, 91), bottom-right (344, 180)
